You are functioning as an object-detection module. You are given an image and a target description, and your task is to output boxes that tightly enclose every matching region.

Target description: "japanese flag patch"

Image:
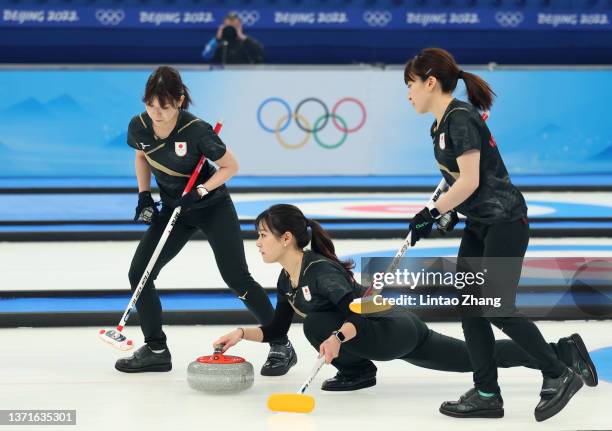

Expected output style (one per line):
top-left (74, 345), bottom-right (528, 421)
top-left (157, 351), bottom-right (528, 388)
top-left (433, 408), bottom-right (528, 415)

top-left (302, 286), bottom-right (312, 302)
top-left (439, 133), bottom-right (446, 150)
top-left (175, 142), bottom-right (187, 157)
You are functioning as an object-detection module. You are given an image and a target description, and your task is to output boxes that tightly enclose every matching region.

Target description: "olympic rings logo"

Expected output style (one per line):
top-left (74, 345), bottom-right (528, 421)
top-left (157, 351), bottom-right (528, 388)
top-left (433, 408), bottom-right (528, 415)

top-left (95, 9), bottom-right (125, 26)
top-left (257, 97), bottom-right (367, 150)
top-left (363, 11), bottom-right (392, 27)
top-left (233, 10), bottom-right (260, 26)
top-left (495, 11), bottom-right (524, 28)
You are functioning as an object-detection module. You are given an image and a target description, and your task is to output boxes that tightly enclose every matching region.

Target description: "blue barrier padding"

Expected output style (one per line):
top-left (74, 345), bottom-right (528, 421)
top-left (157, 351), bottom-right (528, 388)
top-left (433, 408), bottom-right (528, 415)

top-left (2, 221), bottom-right (612, 233)
top-left (1, 191), bottom-right (612, 223)
top-left (590, 347), bottom-right (612, 383)
top-left (4, 194), bottom-right (612, 222)
top-left (0, 224), bottom-right (146, 232)
top-left (1, 291), bottom-right (609, 313)
top-left (0, 292), bottom-right (278, 313)
top-left (1, 175), bottom-right (612, 189)
top-left (347, 244), bottom-right (612, 271)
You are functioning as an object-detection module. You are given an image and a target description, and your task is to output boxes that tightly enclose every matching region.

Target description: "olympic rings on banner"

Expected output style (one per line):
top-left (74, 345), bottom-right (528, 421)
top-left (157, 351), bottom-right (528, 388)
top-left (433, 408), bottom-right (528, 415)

top-left (234, 10), bottom-right (260, 26)
top-left (495, 11), bottom-right (524, 28)
top-left (332, 97), bottom-right (367, 133)
top-left (362, 11), bottom-right (392, 27)
top-left (257, 97), bottom-right (292, 133)
top-left (257, 97), bottom-right (367, 150)
top-left (95, 9), bottom-right (125, 26)
top-left (295, 98), bottom-right (329, 133)
top-left (313, 114), bottom-right (348, 149)
top-left (275, 114), bottom-right (311, 149)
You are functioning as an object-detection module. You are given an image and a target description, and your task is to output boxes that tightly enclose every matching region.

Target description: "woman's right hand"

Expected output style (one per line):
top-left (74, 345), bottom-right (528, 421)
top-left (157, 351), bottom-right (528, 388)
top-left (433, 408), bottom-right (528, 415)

top-left (134, 191), bottom-right (159, 224)
top-left (212, 329), bottom-right (243, 353)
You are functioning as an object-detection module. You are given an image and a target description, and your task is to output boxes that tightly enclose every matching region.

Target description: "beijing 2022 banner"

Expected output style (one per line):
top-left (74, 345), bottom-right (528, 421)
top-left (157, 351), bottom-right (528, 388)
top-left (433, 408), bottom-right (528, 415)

top-left (1, 7), bottom-right (610, 30)
top-left (0, 67), bottom-right (611, 176)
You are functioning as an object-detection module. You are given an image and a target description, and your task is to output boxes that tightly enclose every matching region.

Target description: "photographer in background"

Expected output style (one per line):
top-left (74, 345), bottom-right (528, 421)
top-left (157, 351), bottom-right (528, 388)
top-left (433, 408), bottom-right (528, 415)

top-left (202, 12), bottom-right (264, 64)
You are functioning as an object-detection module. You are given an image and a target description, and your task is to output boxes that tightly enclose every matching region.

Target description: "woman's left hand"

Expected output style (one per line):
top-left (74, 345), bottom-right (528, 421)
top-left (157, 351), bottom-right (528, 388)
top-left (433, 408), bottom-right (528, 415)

top-left (319, 335), bottom-right (341, 364)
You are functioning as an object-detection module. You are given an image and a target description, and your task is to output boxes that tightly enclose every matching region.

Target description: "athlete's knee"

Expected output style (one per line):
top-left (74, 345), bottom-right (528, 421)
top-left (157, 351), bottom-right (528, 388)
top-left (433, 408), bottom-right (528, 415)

top-left (222, 270), bottom-right (255, 292)
top-left (302, 327), bottom-right (319, 349)
top-left (302, 315), bottom-right (321, 345)
top-left (128, 265), bottom-right (142, 289)
top-left (128, 263), bottom-right (158, 291)
top-left (226, 277), bottom-right (265, 302)
top-left (303, 312), bottom-right (342, 344)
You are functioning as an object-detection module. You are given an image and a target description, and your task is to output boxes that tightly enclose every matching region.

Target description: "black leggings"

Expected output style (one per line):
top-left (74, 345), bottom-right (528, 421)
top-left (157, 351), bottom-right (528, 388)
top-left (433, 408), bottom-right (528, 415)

top-left (128, 197), bottom-right (285, 349)
top-left (302, 308), bottom-right (544, 376)
top-left (458, 219), bottom-right (566, 393)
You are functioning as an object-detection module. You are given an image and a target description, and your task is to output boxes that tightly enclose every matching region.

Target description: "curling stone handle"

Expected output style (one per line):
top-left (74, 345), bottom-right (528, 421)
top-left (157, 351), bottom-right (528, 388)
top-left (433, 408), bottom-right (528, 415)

top-left (214, 343), bottom-right (225, 354)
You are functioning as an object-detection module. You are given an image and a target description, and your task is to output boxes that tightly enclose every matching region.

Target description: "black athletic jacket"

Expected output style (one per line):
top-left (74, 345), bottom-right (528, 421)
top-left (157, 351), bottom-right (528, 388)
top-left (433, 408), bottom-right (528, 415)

top-left (260, 251), bottom-right (368, 342)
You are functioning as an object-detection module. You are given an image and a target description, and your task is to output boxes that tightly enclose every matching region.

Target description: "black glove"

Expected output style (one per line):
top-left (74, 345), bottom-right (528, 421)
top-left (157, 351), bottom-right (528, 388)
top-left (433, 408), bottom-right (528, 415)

top-left (409, 207), bottom-right (435, 246)
top-left (134, 191), bottom-right (159, 224)
top-left (436, 210), bottom-right (460, 234)
top-left (173, 186), bottom-right (208, 210)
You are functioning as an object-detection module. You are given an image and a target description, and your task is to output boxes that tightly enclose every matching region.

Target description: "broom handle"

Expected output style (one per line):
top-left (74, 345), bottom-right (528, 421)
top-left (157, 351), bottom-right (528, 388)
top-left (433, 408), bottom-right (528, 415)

top-left (361, 177), bottom-right (448, 298)
top-left (298, 356), bottom-right (326, 394)
top-left (361, 111), bottom-right (490, 298)
top-left (116, 120), bottom-right (223, 332)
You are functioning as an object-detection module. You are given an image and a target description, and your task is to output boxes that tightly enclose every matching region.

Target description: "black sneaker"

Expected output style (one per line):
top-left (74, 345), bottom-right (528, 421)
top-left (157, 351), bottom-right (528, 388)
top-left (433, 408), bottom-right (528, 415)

top-left (439, 388), bottom-right (504, 419)
top-left (115, 345), bottom-right (172, 373)
top-left (321, 370), bottom-right (377, 392)
top-left (534, 367), bottom-right (583, 422)
top-left (260, 341), bottom-right (297, 376)
top-left (556, 333), bottom-right (598, 387)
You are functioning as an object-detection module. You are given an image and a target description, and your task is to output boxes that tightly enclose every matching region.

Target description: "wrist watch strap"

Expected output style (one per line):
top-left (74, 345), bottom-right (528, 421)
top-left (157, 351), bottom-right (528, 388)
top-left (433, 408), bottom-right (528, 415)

top-left (196, 184), bottom-right (209, 198)
top-left (333, 330), bottom-right (346, 343)
top-left (427, 202), bottom-right (442, 220)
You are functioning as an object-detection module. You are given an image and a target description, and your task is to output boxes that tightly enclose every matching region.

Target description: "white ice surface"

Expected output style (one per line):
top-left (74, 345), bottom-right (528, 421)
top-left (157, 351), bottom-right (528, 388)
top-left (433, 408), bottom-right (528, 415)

top-left (0, 321), bottom-right (610, 431)
top-left (2, 238), bottom-right (612, 292)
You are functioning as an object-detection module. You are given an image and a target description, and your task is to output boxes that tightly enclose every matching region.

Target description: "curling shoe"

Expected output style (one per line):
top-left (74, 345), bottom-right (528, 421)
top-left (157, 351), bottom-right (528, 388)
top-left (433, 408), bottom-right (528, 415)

top-left (534, 367), bottom-right (583, 422)
top-left (556, 333), bottom-right (598, 387)
top-left (261, 340), bottom-right (297, 376)
top-left (439, 388), bottom-right (504, 419)
top-left (115, 345), bottom-right (172, 373)
top-left (321, 370), bottom-right (377, 392)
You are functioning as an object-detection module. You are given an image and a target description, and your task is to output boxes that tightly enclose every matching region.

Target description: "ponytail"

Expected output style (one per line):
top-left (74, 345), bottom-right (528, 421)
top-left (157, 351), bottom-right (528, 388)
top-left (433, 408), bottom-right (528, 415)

top-left (255, 204), bottom-right (355, 277)
top-left (460, 71), bottom-right (494, 112)
top-left (404, 47), bottom-right (495, 112)
top-left (307, 218), bottom-right (355, 277)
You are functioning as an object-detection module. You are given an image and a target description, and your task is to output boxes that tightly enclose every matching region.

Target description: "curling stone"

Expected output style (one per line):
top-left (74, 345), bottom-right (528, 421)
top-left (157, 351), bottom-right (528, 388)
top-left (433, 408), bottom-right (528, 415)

top-left (187, 346), bottom-right (254, 394)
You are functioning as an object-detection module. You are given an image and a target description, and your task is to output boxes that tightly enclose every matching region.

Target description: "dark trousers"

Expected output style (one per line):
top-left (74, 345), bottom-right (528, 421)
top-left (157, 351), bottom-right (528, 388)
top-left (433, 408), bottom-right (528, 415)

top-left (302, 309), bottom-right (544, 377)
top-left (458, 218), bottom-right (566, 394)
top-left (128, 197), bottom-right (285, 349)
